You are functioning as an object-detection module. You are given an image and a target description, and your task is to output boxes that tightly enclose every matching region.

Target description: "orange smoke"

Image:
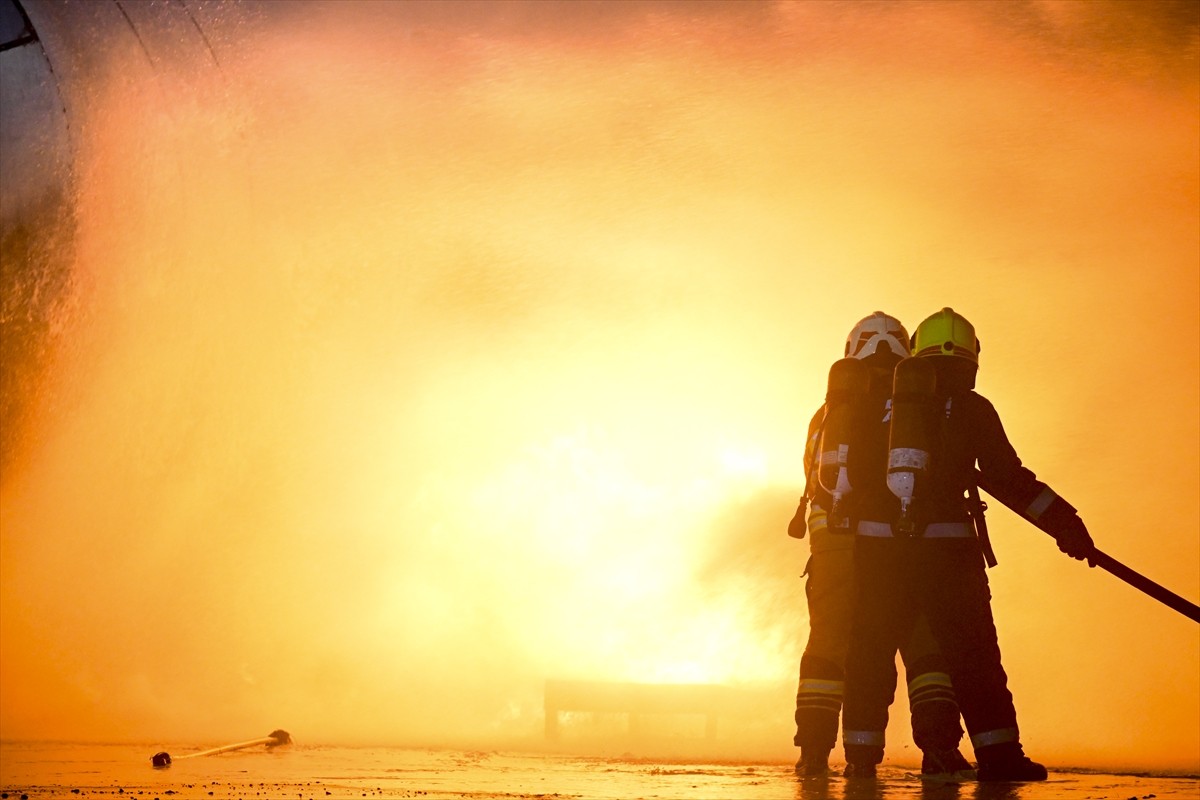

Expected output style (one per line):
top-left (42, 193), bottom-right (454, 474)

top-left (0, 0), bottom-right (1196, 772)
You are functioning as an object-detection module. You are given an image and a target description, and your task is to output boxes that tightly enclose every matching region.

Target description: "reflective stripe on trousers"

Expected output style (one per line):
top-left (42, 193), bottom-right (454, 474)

top-left (843, 729), bottom-right (885, 747)
top-left (971, 727), bottom-right (1020, 749)
top-left (796, 679), bottom-right (843, 715)
top-left (908, 671), bottom-right (955, 710)
top-left (798, 678), bottom-right (844, 699)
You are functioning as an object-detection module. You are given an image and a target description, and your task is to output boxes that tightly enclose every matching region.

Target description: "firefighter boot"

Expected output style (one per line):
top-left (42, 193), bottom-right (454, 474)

top-left (842, 744), bottom-right (881, 778)
top-left (794, 747), bottom-right (830, 777)
top-left (975, 742), bottom-right (1047, 782)
top-left (920, 747), bottom-right (975, 779)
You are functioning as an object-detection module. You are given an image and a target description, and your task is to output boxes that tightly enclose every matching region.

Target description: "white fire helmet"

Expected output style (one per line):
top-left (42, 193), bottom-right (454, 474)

top-left (844, 311), bottom-right (910, 360)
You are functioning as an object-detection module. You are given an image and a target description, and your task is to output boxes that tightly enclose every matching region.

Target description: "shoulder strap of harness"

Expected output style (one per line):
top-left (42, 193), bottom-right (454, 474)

top-left (968, 481), bottom-right (998, 568)
top-left (801, 405), bottom-right (827, 503)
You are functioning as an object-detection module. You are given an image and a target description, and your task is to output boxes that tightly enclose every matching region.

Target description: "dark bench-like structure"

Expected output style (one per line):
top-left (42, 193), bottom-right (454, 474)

top-left (544, 679), bottom-right (740, 741)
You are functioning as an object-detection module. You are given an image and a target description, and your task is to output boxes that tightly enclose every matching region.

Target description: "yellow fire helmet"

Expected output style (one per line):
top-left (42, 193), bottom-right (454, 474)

top-left (911, 307), bottom-right (980, 365)
top-left (844, 311), bottom-right (910, 360)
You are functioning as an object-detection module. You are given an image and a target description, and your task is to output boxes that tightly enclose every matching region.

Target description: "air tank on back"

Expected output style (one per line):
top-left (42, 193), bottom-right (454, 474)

top-left (816, 356), bottom-right (871, 532)
top-left (886, 356), bottom-right (938, 536)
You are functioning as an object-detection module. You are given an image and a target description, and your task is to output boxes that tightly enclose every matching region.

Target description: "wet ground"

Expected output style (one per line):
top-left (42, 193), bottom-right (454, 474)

top-left (1, 742), bottom-right (1195, 800)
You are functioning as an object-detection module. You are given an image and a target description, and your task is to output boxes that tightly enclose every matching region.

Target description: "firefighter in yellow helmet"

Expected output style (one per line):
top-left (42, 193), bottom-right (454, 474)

top-left (788, 312), bottom-right (973, 778)
top-left (840, 308), bottom-right (1094, 782)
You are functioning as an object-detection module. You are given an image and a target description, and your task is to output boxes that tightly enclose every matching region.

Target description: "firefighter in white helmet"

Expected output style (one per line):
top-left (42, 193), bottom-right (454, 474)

top-left (788, 312), bottom-right (972, 777)
top-left (840, 308), bottom-right (1094, 782)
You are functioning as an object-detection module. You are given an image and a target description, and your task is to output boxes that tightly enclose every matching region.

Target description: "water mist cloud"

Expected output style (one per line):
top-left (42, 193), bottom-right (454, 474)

top-left (1, 0), bottom-right (1196, 769)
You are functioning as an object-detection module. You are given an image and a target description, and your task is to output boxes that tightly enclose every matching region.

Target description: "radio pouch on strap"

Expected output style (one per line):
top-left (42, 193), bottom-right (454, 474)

top-left (968, 482), bottom-right (997, 568)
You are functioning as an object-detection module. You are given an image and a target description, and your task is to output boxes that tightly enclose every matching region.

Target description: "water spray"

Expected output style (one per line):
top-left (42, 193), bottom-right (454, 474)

top-left (150, 729), bottom-right (292, 768)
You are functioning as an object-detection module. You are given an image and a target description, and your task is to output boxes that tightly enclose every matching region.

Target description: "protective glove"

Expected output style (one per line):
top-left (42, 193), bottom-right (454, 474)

top-left (787, 498), bottom-right (808, 539)
top-left (1054, 515), bottom-right (1096, 567)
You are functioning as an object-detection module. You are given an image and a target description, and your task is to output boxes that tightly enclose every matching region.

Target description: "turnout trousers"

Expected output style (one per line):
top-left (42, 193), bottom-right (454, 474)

top-left (842, 535), bottom-right (1018, 763)
top-left (794, 527), bottom-right (964, 753)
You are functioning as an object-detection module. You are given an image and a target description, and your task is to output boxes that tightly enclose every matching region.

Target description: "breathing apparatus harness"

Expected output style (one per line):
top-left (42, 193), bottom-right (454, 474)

top-left (883, 307), bottom-right (998, 565)
top-left (790, 359), bottom-right (997, 566)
